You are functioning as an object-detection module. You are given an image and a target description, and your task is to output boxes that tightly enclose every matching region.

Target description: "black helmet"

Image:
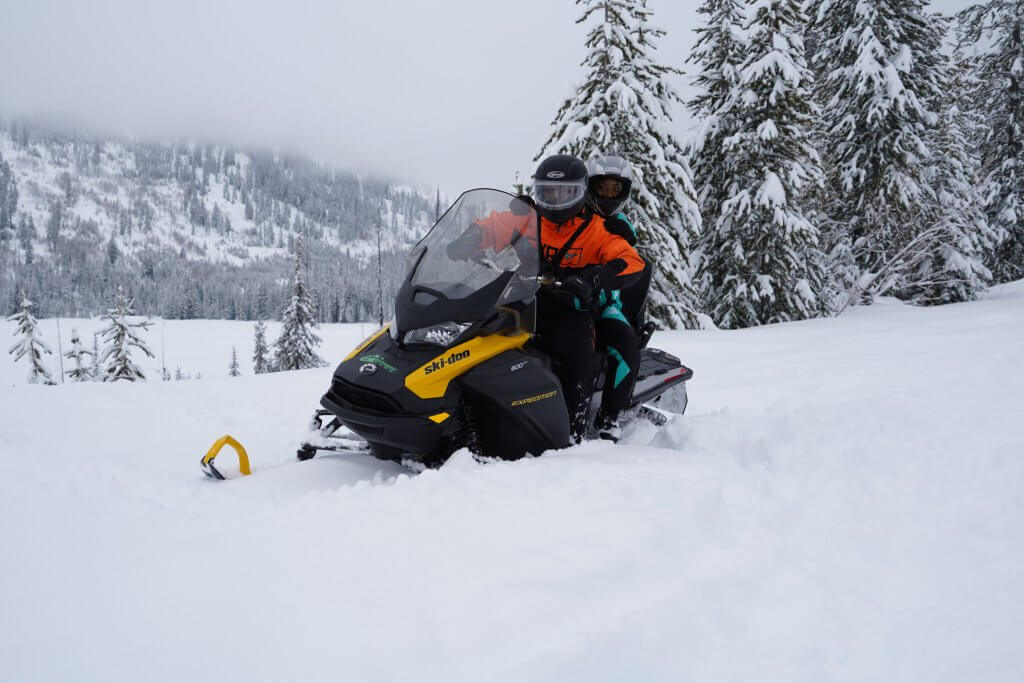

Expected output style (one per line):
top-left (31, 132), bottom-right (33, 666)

top-left (586, 155), bottom-right (633, 217)
top-left (532, 154), bottom-right (588, 224)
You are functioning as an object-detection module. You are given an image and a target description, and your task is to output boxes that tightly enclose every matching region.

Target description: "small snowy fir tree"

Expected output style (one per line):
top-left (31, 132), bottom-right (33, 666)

top-left (274, 238), bottom-right (325, 370)
top-left (959, 1), bottom-right (1024, 282)
top-left (98, 287), bottom-right (155, 382)
top-left (252, 319), bottom-right (271, 374)
top-left (695, 0), bottom-right (828, 328)
top-left (89, 333), bottom-right (102, 380)
top-left (536, 0), bottom-right (703, 328)
top-left (686, 0), bottom-right (747, 246)
top-left (228, 346), bottom-right (241, 377)
top-left (63, 328), bottom-right (94, 382)
top-left (808, 0), bottom-right (942, 302)
top-left (6, 293), bottom-right (56, 385)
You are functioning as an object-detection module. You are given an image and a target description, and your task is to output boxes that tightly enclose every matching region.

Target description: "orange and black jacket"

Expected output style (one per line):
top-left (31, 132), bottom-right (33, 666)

top-left (474, 211), bottom-right (646, 291)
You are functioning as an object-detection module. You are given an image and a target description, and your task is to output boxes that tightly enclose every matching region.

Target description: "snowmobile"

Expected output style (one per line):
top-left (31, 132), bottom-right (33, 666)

top-left (297, 189), bottom-right (692, 467)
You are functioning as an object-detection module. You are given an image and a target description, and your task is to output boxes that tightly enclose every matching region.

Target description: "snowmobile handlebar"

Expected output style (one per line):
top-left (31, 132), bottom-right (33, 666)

top-left (535, 274), bottom-right (563, 287)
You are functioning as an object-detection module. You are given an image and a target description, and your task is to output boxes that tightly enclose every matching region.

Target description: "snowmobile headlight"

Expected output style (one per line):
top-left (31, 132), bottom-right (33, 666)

top-left (403, 321), bottom-right (471, 347)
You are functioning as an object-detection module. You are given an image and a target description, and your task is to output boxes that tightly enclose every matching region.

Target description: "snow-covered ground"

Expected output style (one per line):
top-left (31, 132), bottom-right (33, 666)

top-left (2, 285), bottom-right (1023, 682)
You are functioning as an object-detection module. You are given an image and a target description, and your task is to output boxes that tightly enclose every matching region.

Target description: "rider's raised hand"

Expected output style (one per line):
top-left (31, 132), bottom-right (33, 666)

top-left (446, 223), bottom-right (485, 260)
top-left (509, 195), bottom-right (536, 216)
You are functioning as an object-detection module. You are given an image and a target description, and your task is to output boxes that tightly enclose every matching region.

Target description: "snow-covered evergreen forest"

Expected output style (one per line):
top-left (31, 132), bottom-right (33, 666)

top-left (541, 0), bottom-right (1023, 329)
top-left (0, 121), bottom-right (435, 321)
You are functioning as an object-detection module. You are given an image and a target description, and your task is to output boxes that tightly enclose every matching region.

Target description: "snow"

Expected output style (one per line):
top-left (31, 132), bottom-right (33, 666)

top-left (756, 169), bottom-right (787, 207)
top-left (2, 284), bottom-right (1024, 681)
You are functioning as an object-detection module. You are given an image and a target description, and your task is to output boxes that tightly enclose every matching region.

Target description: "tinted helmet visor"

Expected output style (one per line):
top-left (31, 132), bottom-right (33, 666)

top-left (533, 180), bottom-right (586, 210)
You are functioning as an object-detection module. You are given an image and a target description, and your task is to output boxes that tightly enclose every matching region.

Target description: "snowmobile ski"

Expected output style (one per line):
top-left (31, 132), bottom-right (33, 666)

top-left (200, 435), bottom-right (252, 480)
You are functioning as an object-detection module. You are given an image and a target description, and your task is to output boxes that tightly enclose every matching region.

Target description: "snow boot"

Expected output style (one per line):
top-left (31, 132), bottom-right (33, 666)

top-left (593, 408), bottom-right (621, 442)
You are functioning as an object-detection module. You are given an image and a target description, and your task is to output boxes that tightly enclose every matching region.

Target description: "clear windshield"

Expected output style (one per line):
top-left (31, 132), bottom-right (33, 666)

top-left (408, 189), bottom-right (540, 305)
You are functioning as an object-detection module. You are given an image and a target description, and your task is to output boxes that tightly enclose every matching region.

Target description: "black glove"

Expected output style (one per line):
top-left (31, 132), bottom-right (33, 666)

top-left (446, 223), bottom-right (484, 260)
top-left (561, 272), bottom-right (598, 306)
top-left (509, 194), bottom-right (536, 216)
top-left (603, 214), bottom-right (637, 245)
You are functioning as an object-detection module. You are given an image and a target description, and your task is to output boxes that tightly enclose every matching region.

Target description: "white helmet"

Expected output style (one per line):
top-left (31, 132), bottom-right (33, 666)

top-left (586, 155), bottom-right (633, 217)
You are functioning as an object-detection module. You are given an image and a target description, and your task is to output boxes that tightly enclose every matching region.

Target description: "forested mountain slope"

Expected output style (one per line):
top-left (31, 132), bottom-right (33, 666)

top-left (0, 121), bottom-right (436, 320)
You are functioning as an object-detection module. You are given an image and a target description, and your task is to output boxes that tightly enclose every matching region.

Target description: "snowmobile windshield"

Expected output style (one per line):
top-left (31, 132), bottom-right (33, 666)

top-left (398, 189), bottom-right (541, 332)
top-left (408, 189), bottom-right (540, 300)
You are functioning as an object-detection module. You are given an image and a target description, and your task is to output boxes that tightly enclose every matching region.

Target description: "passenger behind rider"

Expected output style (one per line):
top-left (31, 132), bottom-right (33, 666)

top-left (447, 153), bottom-right (645, 443)
top-left (586, 156), bottom-right (653, 336)
top-left (583, 155), bottom-right (649, 440)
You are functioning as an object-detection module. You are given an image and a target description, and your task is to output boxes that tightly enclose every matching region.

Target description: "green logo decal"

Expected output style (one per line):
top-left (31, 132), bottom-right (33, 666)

top-left (359, 354), bottom-right (397, 373)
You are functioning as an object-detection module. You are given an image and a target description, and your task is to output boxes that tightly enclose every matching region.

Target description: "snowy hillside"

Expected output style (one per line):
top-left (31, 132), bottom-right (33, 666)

top-left (0, 122), bottom-right (436, 319)
top-left (2, 285), bottom-right (1023, 681)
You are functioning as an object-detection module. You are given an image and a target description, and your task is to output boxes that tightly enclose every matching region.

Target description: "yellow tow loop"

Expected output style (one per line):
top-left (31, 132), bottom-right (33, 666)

top-left (200, 435), bottom-right (251, 480)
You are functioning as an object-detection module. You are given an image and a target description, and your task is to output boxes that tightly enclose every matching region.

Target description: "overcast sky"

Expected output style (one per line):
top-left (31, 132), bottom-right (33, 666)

top-left (0, 0), bottom-right (976, 195)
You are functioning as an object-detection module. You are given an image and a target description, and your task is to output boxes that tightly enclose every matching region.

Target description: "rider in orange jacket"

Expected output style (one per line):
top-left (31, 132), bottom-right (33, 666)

top-left (448, 154), bottom-right (645, 441)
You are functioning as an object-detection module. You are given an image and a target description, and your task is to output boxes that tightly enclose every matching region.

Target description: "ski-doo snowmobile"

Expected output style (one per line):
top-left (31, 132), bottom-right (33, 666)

top-left (298, 189), bottom-right (692, 467)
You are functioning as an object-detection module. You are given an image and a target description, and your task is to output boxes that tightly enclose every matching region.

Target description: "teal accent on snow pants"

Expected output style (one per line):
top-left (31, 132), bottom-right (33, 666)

top-left (596, 313), bottom-right (640, 417)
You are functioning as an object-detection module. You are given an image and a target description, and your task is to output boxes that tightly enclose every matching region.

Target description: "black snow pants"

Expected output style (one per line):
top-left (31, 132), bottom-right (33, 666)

top-left (620, 260), bottom-right (652, 331)
top-left (535, 293), bottom-right (599, 443)
top-left (595, 315), bottom-right (640, 418)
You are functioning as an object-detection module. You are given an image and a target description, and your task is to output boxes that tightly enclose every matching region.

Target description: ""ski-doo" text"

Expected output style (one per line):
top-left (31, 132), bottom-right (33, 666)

top-left (423, 349), bottom-right (471, 375)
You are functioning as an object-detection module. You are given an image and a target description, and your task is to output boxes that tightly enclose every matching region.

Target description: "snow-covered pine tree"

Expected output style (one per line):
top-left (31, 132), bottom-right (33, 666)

top-left (274, 237), bottom-right (325, 370)
top-left (252, 319), bottom-right (271, 374)
top-left (6, 292), bottom-right (56, 385)
top-left (536, 0), bottom-right (703, 329)
top-left (98, 287), bottom-right (155, 382)
top-left (695, 0), bottom-right (827, 328)
top-left (64, 328), bottom-right (94, 382)
top-left (686, 0), bottom-right (747, 257)
top-left (90, 333), bottom-right (102, 380)
top-left (901, 32), bottom-right (998, 305)
top-left (0, 150), bottom-right (18, 236)
top-left (808, 0), bottom-right (942, 303)
top-left (958, 1), bottom-right (1024, 282)
top-left (228, 346), bottom-right (240, 377)
top-left (375, 201), bottom-right (385, 327)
